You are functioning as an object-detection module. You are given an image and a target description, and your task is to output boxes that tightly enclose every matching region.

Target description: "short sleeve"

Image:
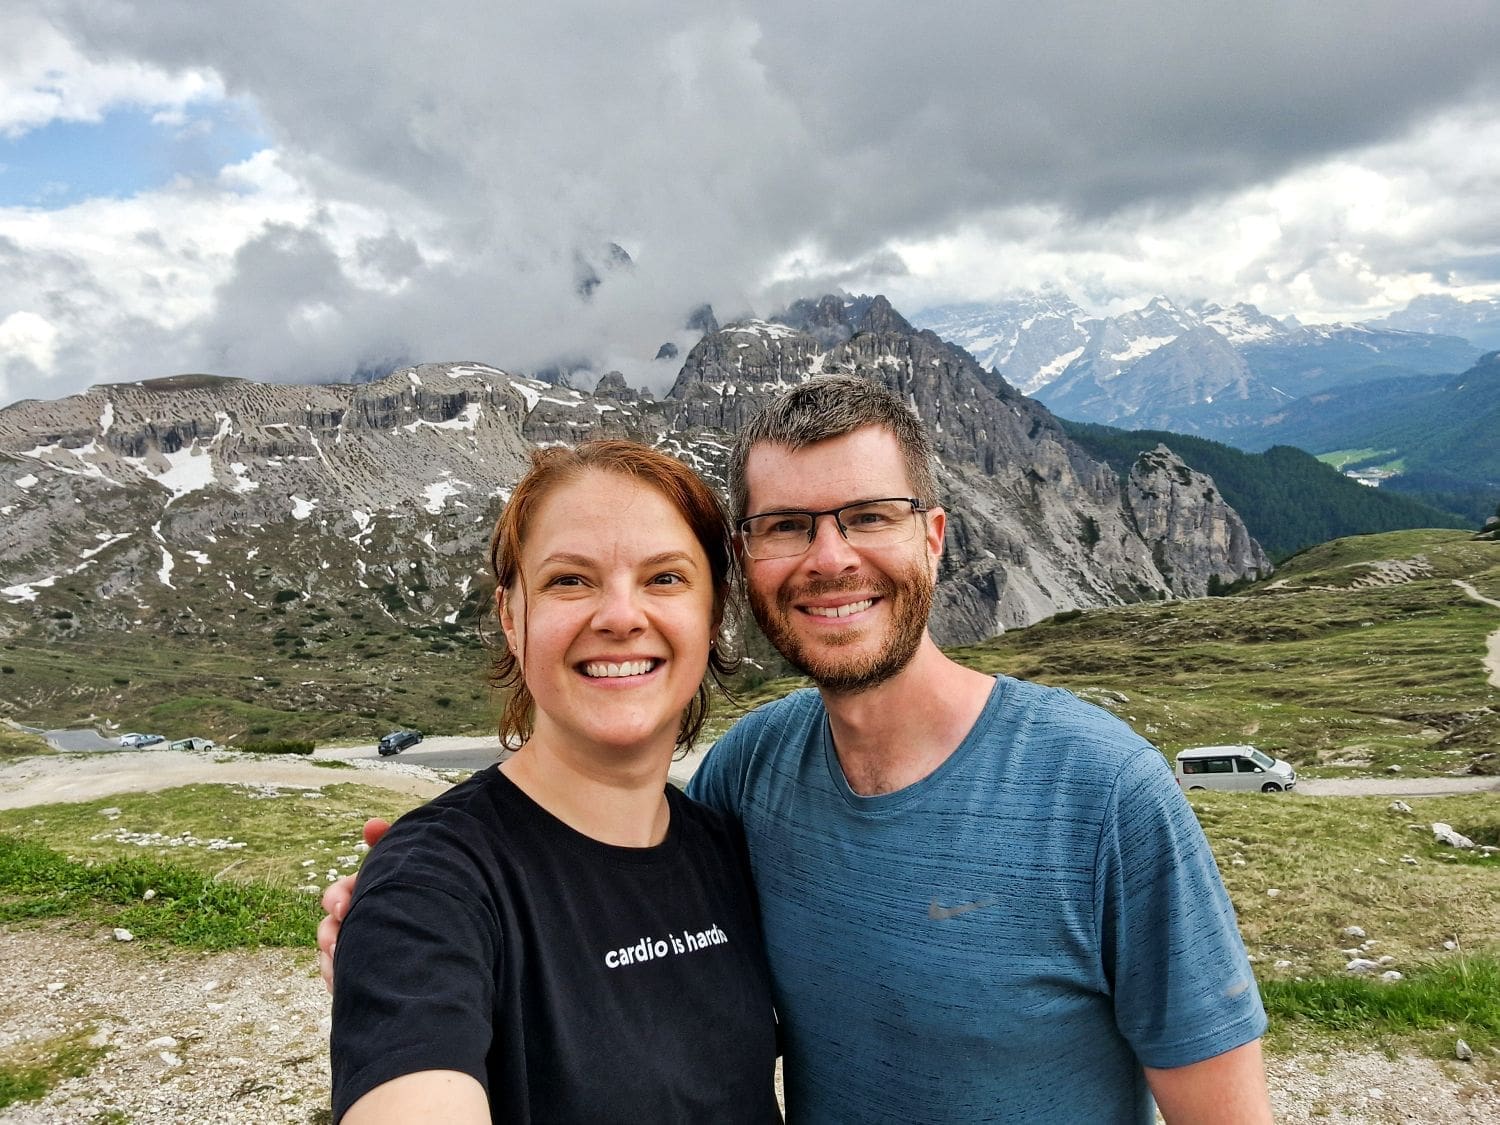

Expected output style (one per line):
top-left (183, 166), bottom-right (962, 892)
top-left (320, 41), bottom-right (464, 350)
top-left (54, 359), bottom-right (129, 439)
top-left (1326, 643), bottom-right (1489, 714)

top-left (1095, 750), bottom-right (1268, 1069)
top-left (685, 735), bottom-right (740, 817)
top-left (330, 877), bottom-right (499, 1122)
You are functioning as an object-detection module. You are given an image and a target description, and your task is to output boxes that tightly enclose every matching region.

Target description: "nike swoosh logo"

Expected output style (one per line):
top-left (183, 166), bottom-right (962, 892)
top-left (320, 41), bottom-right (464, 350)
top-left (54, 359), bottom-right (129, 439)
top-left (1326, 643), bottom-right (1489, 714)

top-left (928, 896), bottom-right (997, 921)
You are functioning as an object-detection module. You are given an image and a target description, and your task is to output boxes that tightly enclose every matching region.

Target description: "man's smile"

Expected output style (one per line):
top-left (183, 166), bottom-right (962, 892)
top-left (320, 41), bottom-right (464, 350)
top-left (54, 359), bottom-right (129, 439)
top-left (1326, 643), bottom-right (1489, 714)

top-left (802, 598), bottom-right (876, 620)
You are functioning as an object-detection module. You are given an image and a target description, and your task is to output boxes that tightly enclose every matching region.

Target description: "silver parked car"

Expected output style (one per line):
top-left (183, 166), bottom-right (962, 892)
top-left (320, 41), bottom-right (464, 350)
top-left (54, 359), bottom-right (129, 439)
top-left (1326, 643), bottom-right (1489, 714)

top-left (168, 737), bottom-right (219, 751)
top-left (1175, 745), bottom-right (1297, 793)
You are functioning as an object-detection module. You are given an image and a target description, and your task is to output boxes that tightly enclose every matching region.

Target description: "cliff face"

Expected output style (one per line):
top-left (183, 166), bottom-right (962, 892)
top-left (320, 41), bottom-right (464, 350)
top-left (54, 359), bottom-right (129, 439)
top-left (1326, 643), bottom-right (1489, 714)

top-left (1126, 444), bottom-right (1271, 597)
top-left (1, 298), bottom-right (1271, 650)
top-left (662, 294), bottom-right (1267, 643)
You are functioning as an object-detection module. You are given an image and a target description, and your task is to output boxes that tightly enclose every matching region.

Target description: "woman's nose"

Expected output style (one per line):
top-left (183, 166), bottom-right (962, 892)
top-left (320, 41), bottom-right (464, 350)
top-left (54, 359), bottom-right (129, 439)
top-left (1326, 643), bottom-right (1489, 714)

top-left (591, 584), bottom-right (648, 634)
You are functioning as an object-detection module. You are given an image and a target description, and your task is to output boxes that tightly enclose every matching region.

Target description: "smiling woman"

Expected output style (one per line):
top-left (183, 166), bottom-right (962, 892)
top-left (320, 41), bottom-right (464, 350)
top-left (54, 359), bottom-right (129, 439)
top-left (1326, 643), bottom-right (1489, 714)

top-left (330, 440), bottom-right (779, 1125)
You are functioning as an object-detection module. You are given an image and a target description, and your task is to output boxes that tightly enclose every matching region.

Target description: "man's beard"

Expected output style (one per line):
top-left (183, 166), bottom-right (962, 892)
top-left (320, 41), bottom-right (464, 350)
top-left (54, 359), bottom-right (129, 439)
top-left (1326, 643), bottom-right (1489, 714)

top-left (749, 560), bottom-right (934, 695)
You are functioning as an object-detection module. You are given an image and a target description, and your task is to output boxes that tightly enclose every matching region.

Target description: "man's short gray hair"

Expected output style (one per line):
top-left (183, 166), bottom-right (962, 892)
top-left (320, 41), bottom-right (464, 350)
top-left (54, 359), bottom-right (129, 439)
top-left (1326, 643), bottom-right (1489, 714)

top-left (728, 374), bottom-right (939, 519)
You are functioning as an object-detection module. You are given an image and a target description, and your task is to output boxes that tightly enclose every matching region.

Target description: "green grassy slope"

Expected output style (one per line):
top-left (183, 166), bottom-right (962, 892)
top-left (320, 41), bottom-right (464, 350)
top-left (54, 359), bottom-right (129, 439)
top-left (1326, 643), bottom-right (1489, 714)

top-left (714, 530), bottom-right (1500, 775)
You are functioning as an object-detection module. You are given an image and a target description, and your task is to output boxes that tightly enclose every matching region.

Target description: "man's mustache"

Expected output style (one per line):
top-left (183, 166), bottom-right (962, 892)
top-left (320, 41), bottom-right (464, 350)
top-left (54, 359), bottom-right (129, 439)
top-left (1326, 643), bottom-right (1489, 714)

top-left (775, 573), bottom-right (895, 610)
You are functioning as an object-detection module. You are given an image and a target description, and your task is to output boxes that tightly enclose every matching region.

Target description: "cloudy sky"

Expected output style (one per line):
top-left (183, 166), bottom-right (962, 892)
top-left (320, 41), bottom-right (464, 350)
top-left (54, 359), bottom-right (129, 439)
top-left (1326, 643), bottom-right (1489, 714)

top-left (3, 1), bottom-right (1500, 407)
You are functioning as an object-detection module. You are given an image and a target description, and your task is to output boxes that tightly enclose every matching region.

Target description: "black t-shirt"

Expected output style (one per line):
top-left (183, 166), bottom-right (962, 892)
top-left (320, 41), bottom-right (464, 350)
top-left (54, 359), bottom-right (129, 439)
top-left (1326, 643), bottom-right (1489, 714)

top-left (330, 766), bottom-right (779, 1123)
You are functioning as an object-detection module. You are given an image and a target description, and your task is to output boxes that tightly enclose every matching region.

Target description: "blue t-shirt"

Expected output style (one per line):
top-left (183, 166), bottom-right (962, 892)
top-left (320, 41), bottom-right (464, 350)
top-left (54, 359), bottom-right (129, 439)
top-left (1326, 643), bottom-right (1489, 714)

top-left (688, 676), bottom-right (1266, 1123)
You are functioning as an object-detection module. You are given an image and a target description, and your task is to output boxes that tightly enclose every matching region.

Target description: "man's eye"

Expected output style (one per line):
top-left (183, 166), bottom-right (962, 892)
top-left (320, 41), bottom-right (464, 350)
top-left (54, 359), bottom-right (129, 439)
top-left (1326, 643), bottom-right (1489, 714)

top-left (766, 517), bottom-right (807, 536)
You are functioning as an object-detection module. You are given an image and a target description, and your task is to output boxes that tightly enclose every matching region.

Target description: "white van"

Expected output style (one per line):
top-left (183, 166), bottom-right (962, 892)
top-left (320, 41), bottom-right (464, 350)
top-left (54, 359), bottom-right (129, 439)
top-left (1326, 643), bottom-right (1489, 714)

top-left (1175, 745), bottom-right (1297, 793)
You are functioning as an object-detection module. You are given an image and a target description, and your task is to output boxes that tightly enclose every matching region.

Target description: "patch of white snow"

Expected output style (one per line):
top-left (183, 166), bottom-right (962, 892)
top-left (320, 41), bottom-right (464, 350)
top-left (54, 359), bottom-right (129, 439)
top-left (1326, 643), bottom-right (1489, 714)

top-left (229, 463), bottom-right (260, 493)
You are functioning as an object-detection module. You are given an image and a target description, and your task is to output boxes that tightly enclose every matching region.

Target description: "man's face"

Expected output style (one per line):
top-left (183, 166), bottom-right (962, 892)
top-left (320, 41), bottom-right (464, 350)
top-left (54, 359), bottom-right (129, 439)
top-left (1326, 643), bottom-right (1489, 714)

top-left (739, 426), bottom-right (944, 695)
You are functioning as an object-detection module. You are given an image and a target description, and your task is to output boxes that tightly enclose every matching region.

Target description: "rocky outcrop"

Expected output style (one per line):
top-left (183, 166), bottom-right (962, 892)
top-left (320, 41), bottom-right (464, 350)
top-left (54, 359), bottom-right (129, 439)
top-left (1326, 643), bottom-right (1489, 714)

top-left (1126, 444), bottom-right (1271, 596)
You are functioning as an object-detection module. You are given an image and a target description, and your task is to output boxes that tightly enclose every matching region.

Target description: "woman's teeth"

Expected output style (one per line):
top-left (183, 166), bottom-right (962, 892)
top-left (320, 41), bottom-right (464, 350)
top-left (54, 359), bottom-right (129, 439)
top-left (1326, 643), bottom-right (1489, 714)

top-left (583, 660), bottom-right (657, 678)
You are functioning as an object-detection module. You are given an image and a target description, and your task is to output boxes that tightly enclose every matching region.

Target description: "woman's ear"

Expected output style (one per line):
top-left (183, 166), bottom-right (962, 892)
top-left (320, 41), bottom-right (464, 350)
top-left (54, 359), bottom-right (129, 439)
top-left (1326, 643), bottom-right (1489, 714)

top-left (498, 587), bottom-right (520, 654)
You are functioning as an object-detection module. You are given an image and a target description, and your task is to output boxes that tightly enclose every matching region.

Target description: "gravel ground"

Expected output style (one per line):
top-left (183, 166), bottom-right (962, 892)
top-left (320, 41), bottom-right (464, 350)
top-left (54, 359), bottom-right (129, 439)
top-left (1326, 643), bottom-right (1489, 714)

top-left (3, 918), bottom-right (1497, 1123)
top-left (2, 751), bottom-right (1498, 1120)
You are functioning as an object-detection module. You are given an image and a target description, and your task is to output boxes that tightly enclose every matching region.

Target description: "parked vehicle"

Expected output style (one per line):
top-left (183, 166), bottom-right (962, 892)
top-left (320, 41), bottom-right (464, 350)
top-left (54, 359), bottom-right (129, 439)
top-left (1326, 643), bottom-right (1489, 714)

top-left (378, 729), bottom-right (423, 756)
top-left (1175, 745), bottom-right (1297, 793)
top-left (119, 733), bottom-right (165, 748)
top-left (168, 737), bottom-right (219, 751)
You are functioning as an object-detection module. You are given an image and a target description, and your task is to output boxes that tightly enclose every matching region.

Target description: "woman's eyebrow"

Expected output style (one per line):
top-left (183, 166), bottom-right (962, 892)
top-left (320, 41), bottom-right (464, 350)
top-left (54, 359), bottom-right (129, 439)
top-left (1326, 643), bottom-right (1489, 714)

top-left (536, 550), bottom-right (699, 568)
top-left (641, 551), bottom-right (698, 569)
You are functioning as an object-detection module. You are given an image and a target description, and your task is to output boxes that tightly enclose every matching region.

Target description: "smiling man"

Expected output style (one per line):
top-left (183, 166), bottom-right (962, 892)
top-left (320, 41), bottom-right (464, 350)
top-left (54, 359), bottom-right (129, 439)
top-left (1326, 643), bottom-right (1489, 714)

top-left (683, 374), bottom-right (1272, 1122)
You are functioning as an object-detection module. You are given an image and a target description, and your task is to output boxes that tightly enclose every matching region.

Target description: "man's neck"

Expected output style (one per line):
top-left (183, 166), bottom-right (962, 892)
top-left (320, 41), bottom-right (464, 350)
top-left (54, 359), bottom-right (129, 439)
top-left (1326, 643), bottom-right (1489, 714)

top-left (818, 636), bottom-right (996, 797)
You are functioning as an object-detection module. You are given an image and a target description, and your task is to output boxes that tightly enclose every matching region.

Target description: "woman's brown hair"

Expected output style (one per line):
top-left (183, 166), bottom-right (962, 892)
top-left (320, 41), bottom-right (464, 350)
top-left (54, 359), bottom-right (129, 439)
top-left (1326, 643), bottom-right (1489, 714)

top-left (488, 440), bottom-right (738, 752)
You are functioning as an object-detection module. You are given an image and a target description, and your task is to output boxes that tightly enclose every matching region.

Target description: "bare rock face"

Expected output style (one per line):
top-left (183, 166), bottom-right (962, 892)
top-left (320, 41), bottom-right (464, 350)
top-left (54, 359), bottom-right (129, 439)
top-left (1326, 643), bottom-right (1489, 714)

top-left (662, 294), bottom-right (1268, 644)
top-left (1, 296), bottom-right (1272, 651)
top-left (1126, 444), bottom-right (1271, 596)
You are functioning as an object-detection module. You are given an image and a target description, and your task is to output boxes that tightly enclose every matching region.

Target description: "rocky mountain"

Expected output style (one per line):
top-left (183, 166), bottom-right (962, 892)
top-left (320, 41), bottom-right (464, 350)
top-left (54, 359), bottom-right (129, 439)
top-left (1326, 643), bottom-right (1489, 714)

top-left (0, 298), bottom-right (1270, 662)
top-left (665, 293), bottom-right (1269, 626)
top-left (906, 292), bottom-right (1092, 395)
top-left (913, 294), bottom-right (1481, 436)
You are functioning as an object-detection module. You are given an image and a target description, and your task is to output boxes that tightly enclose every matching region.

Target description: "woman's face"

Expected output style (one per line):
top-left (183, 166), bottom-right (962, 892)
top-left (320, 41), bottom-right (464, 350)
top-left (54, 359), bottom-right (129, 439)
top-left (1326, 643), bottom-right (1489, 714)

top-left (499, 470), bottom-right (717, 760)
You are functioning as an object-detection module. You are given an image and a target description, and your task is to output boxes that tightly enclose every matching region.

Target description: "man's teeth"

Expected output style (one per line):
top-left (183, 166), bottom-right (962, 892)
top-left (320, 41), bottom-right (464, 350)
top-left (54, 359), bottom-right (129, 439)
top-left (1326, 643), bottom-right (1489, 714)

top-left (805, 599), bottom-right (873, 619)
top-left (583, 660), bottom-right (657, 678)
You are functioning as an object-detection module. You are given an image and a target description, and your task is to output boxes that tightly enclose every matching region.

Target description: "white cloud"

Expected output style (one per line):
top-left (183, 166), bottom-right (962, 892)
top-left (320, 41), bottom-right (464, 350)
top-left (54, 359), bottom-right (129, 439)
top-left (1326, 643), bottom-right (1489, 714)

top-left (0, 310), bottom-right (59, 368)
top-left (0, 10), bottom-right (221, 138)
top-left (880, 105), bottom-right (1500, 324)
top-left (1, 2), bottom-right (1498, 408)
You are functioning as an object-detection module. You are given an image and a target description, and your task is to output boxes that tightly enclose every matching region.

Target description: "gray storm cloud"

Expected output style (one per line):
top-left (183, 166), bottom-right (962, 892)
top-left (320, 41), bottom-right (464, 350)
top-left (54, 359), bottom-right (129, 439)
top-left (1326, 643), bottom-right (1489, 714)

top-left (21, 0), bottom-right (1500, 398)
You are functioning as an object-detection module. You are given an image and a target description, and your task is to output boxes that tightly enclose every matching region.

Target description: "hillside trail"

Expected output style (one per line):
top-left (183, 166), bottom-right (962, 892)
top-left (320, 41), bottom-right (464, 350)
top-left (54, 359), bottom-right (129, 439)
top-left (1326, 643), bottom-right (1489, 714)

top-left (1453, 579), bottom-right (1500, 688)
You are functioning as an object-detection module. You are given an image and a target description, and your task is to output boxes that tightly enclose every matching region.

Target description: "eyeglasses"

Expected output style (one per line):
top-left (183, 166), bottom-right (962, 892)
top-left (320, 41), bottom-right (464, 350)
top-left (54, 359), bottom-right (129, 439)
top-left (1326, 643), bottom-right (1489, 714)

top-left (736, 498), bottom-right (930, 560)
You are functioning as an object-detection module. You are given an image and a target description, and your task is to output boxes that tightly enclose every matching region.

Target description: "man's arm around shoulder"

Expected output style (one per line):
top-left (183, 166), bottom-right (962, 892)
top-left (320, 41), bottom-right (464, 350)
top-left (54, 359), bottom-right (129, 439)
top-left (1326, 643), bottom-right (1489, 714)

top-left (1145, 1039), bottom-right (1273, 1124)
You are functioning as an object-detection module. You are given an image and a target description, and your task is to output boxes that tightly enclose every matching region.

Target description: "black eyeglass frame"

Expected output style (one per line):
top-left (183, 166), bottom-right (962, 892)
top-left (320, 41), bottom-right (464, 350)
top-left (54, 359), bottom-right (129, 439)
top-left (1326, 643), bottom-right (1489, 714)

top-left (735, 497), bottom-right (932, 559)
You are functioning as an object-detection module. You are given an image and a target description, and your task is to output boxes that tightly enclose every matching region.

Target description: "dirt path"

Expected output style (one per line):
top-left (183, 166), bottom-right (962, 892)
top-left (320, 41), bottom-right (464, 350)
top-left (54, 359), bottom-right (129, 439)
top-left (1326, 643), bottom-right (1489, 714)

top-left (1453, 579), bottom-right (1500, 689)
top-left (0, 749), bottom-right (453, 812)
top-left (1297, 776), bottom-right (1500, 797)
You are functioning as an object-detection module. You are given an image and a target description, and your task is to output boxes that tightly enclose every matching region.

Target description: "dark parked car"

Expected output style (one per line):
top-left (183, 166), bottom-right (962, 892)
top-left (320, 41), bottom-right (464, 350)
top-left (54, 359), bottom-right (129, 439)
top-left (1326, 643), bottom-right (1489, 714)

top-left (378, 729), bottom-right (422, 756)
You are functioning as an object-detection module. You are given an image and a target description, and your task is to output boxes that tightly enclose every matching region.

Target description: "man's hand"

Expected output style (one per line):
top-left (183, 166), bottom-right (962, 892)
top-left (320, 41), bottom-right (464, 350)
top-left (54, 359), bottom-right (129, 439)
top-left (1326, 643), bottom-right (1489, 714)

top-left (317, 818), bottom-right (390, 993)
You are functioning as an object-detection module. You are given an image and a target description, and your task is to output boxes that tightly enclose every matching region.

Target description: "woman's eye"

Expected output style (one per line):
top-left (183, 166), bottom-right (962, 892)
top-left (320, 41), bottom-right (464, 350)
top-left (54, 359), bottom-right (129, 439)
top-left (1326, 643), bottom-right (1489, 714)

top-left (650, 572), bottom-right (685, 586)
top-left (547, 574), bottom-right (585, 588)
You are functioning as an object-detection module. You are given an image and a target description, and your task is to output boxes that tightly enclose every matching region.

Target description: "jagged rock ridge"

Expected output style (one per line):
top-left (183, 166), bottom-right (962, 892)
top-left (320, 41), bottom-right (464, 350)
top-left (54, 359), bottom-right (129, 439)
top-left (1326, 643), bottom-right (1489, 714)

top-left (1, 300), bottom-right (1271, 649)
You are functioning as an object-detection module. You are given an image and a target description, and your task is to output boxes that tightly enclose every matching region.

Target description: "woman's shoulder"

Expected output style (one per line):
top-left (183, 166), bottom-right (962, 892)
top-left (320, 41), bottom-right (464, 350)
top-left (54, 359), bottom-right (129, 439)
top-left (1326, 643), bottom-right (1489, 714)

top-left (357, 767), bottom-right (514, 891)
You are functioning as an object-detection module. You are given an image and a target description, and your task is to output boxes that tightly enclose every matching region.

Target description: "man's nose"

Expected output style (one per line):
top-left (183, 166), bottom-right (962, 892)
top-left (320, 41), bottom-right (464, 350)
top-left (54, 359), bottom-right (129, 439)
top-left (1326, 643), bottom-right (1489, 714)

top-left (803, 512), bottom-right (859, 572)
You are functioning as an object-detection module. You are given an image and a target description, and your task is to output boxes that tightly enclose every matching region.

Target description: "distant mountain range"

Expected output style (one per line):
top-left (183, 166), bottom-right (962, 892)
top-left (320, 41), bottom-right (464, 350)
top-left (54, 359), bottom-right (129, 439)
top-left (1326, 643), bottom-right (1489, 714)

top-left (0, 296), bottom-right (1274, 691)
top-left (914, 292), bottom-right (1500, 520)
top-left (914, 293), bottom-right (1486, 435)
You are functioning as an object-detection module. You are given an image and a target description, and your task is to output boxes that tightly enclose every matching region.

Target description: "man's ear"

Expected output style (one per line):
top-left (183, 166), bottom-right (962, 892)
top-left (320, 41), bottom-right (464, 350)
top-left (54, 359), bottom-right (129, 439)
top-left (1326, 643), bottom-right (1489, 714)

top-left (498, 587), bottom-right (520, 654)
top-left (924, 506), bottom-right (946, 581)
